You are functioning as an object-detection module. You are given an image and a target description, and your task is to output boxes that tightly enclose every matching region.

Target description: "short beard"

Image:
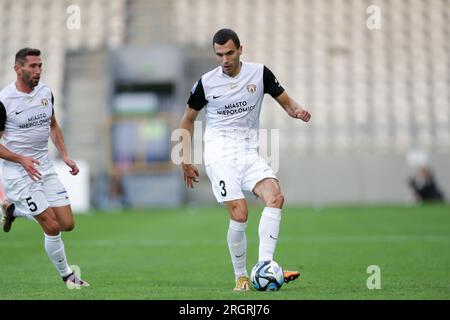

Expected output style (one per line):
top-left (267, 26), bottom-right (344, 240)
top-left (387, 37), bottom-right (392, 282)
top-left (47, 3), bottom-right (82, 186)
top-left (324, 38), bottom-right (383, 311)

top-left (22, 73), bottom-right (38, 89)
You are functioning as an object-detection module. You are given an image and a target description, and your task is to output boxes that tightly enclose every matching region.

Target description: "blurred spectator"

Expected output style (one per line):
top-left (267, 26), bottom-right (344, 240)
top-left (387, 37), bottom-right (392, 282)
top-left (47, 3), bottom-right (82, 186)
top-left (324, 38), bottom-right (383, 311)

top-left (107, 173), bottom-right (127, 209)
top-left (409, 166), bottom-right (444, 203)
top-left (97, 172), bottom-right (128, 210)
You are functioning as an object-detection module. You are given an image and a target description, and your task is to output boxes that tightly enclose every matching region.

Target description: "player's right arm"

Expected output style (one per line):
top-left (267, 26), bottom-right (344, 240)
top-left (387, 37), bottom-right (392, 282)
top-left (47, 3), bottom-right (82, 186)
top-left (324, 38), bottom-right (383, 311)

top-left (179, 106), bottom-right (200, 188)
top-left (0, 131), bottom-right (41, 180)
top-left (180, 78), bottom-right (207, 189)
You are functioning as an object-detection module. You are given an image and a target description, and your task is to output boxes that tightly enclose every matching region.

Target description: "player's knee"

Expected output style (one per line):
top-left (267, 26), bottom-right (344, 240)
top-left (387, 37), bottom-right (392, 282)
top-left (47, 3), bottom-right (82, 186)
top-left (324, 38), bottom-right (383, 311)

top-left (232, 214), bottom-right (248, 223)
top-left (61, 221), bottom-right (75, 232)
top-left (266, 193), bottom-right (284, 209)
top-left (45, 221), bottom-right (61, 236)
top-left (230, 207), bottom-right (248, 222)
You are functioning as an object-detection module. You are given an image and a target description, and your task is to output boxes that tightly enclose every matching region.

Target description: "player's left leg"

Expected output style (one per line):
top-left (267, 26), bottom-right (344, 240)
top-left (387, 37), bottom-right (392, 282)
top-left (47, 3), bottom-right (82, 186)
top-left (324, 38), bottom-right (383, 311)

top-left (34, 207), bottom-right (89, 288)
top-left (253, 178), bottom-right (300, 283)
top-left (43, 173), bottom-right (89, 287)
top-left (252, 178), bottom-right (284, 262)
top-left (43, 172), bottom-right (74, 232)
top-left (48, 206), bottom-right (88, 287)
top-left (52, 205), bottom-right (75, 232)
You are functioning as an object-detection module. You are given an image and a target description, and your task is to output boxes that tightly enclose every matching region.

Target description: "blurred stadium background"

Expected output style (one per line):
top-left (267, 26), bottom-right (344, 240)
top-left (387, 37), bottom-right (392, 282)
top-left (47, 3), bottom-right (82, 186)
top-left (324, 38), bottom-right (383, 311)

top-left (0, 0), bottom-right (449, 209)
top-left (1, 0), bottom-right (449, 301)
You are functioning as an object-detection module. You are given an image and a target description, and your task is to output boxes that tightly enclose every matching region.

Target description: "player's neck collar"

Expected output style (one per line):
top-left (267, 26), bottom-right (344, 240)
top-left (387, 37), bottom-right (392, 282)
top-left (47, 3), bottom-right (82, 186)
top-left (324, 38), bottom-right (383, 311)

top-left (14, 81), bottom-right (38, 95)
top-left (223, 61), bottom-right (244, 79)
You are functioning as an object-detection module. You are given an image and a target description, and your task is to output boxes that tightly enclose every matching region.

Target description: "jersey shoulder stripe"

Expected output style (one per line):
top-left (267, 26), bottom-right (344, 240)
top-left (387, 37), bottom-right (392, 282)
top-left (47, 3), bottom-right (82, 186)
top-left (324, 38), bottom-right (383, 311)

top-left (0, 101), bottom-right (6, 131)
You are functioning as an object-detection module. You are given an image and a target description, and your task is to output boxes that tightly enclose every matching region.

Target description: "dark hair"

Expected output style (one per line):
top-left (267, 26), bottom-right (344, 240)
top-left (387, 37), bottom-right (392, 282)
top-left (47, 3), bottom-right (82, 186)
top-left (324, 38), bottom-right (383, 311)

top-left (212, 29), bottom-right (240, 48)
top-left (15, 48), bottom-right (41, 65)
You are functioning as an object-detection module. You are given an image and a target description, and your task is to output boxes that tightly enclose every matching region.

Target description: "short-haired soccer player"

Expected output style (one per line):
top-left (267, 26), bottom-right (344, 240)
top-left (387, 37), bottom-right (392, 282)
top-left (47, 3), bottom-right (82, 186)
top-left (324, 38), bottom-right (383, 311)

top-left (180, 29), bottom-right (311, 291)
top-left (0, 48), bottom-right (89, 288)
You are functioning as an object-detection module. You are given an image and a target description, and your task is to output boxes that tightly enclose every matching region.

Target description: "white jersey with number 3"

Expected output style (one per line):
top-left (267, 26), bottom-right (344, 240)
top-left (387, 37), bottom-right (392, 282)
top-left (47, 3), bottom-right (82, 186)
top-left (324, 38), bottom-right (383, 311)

top-left (187, 62), bottom-right (284, 165)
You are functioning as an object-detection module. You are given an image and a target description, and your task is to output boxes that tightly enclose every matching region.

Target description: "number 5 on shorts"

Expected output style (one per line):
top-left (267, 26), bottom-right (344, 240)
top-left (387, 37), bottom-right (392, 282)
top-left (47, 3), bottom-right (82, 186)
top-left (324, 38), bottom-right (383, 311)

top-left (219, 180), bottom-right (227, 197)
top-left (26, 197), bottom-right (38, 212)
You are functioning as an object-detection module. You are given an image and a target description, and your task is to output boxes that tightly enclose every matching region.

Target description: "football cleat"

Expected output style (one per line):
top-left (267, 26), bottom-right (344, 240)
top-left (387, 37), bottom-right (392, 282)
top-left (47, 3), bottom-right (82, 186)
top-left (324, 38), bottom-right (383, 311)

top-left (1, 201), bottom-right (16, 233)
top-left (233, 276), bottom-right (250, 291)
top-left (283, 270), bottom-right (300, 283)
top-left (63, 272), bottom-right (90, 288)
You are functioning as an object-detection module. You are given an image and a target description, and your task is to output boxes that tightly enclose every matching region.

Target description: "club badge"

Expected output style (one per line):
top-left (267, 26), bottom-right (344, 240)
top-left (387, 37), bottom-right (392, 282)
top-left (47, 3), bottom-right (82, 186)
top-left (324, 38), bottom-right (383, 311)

top-left (247, 84), bottom-right (257, 94)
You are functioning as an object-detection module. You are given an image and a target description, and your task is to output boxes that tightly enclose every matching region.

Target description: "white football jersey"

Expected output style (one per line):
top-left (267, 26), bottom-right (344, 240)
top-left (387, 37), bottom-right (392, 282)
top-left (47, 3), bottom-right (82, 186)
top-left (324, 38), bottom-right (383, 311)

top-left (0, 82), bottom-right (55, 179)
top-left (187, 62), bottom-right (284, 165)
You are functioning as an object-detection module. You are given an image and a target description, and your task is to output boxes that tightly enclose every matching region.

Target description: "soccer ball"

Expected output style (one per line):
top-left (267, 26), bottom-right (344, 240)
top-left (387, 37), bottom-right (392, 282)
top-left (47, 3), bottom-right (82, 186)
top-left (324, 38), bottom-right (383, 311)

top-left (250, 260), bottom-right (284, 291)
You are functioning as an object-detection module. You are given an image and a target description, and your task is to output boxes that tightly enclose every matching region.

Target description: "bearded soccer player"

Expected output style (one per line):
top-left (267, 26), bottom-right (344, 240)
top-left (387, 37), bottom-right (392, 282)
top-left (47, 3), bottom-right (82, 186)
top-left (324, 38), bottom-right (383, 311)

top-left (180, 29), bottom-right (311, 291)
top-left (0, 48), bottom-right (89, 288)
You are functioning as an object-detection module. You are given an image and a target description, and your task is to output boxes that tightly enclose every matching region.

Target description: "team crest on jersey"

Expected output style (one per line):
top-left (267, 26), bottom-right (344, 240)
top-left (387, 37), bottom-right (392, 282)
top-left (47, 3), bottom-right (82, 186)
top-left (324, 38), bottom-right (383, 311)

top-left (246, 84), bottom-right (257, 94)
top-left (41, 98), bottom-right (49, 106)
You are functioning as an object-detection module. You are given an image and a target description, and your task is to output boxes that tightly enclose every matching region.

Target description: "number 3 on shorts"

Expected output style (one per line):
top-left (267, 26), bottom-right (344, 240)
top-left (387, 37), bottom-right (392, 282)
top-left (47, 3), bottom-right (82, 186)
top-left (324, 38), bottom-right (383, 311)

top-left (219, 180), bottom-right (227, 197)
top-left (26, 197), bottom-right (38, 212)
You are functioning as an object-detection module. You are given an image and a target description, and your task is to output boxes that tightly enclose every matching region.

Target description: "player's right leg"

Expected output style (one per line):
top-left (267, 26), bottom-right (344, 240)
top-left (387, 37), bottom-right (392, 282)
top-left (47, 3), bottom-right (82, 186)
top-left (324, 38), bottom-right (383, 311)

top-left (3, 175), bottom-right (88, 288)
top-left (1, 179), bottom-right (16, 232)
top-left (224, 199), bottom-right (250, 291)
top-left (1, 199), bottom-right (16, 232)
top-left (205, 160), bottom-right (250, 291)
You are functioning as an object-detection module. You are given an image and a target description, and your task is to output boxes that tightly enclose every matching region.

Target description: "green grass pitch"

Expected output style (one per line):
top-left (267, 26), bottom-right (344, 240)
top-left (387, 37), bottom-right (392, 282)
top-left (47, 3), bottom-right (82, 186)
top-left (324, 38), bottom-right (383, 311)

top-left (0, 204), bottom-right (449, 300)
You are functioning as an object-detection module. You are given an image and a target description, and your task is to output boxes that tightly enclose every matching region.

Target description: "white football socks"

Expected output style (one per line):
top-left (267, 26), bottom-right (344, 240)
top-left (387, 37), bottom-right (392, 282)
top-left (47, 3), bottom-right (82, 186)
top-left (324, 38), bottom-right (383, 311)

top-left (258, 207), bottom-right (281, 261)
top-left (227, 220), bottom-right (248, 280)
top-left (44, 233), bottom-right (72, 277)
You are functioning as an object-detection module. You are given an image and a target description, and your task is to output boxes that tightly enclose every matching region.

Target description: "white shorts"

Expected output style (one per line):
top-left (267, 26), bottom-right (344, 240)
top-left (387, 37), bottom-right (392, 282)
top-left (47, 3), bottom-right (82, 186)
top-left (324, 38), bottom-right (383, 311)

top-left (3, 172), bottom-right (70, 217)
top-left (205, 154), bottom-right (277, 203)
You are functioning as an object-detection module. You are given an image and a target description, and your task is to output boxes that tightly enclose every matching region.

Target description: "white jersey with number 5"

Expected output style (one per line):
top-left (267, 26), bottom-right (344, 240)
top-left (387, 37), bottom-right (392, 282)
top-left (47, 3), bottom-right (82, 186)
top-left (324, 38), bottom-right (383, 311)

top-left (0, 82), bottom-right (55, 179)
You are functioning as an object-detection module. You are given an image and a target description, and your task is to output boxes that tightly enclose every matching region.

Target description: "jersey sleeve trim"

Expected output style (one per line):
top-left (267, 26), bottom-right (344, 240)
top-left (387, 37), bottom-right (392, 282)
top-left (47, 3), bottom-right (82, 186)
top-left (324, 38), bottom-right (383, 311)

top-left (51, 93), bottom-right (55, 115)
top-left (187, 79), bottom-right (207, 111)
top-left (263, 66), bottom-right (285, 98)
top-left (0, 101), bottom-right (6, 131)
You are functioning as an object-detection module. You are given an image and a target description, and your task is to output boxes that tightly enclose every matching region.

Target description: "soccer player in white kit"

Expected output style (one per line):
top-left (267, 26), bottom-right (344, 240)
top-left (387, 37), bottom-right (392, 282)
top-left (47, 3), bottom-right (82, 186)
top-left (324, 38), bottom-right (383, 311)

top-left (0, 48), bottom-right (89, 287)
top-left (180, 29), bottom-right (311, 291)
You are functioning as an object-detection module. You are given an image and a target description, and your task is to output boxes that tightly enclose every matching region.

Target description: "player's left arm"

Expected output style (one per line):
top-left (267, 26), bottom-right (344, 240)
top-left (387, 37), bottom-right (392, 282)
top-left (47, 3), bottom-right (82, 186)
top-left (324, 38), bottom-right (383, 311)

top-left (275, 91), bottom-right (311, 122)
top-left (50, 112), bottom-right (79, 175)
top-left (263, 65), bottom-right (311, 122)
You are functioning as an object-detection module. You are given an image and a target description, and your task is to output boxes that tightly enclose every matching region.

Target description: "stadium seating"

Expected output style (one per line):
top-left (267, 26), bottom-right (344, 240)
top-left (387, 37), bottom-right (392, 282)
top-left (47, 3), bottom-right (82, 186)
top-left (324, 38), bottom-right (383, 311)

top-left (0, 0), bottom-right (448, 204)
top-left (0, 0), bottom-right (126, 115)
top-left (1, 0), bottom-right (447, 154)
top-left (171, 0), bottom-right (450, 152)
